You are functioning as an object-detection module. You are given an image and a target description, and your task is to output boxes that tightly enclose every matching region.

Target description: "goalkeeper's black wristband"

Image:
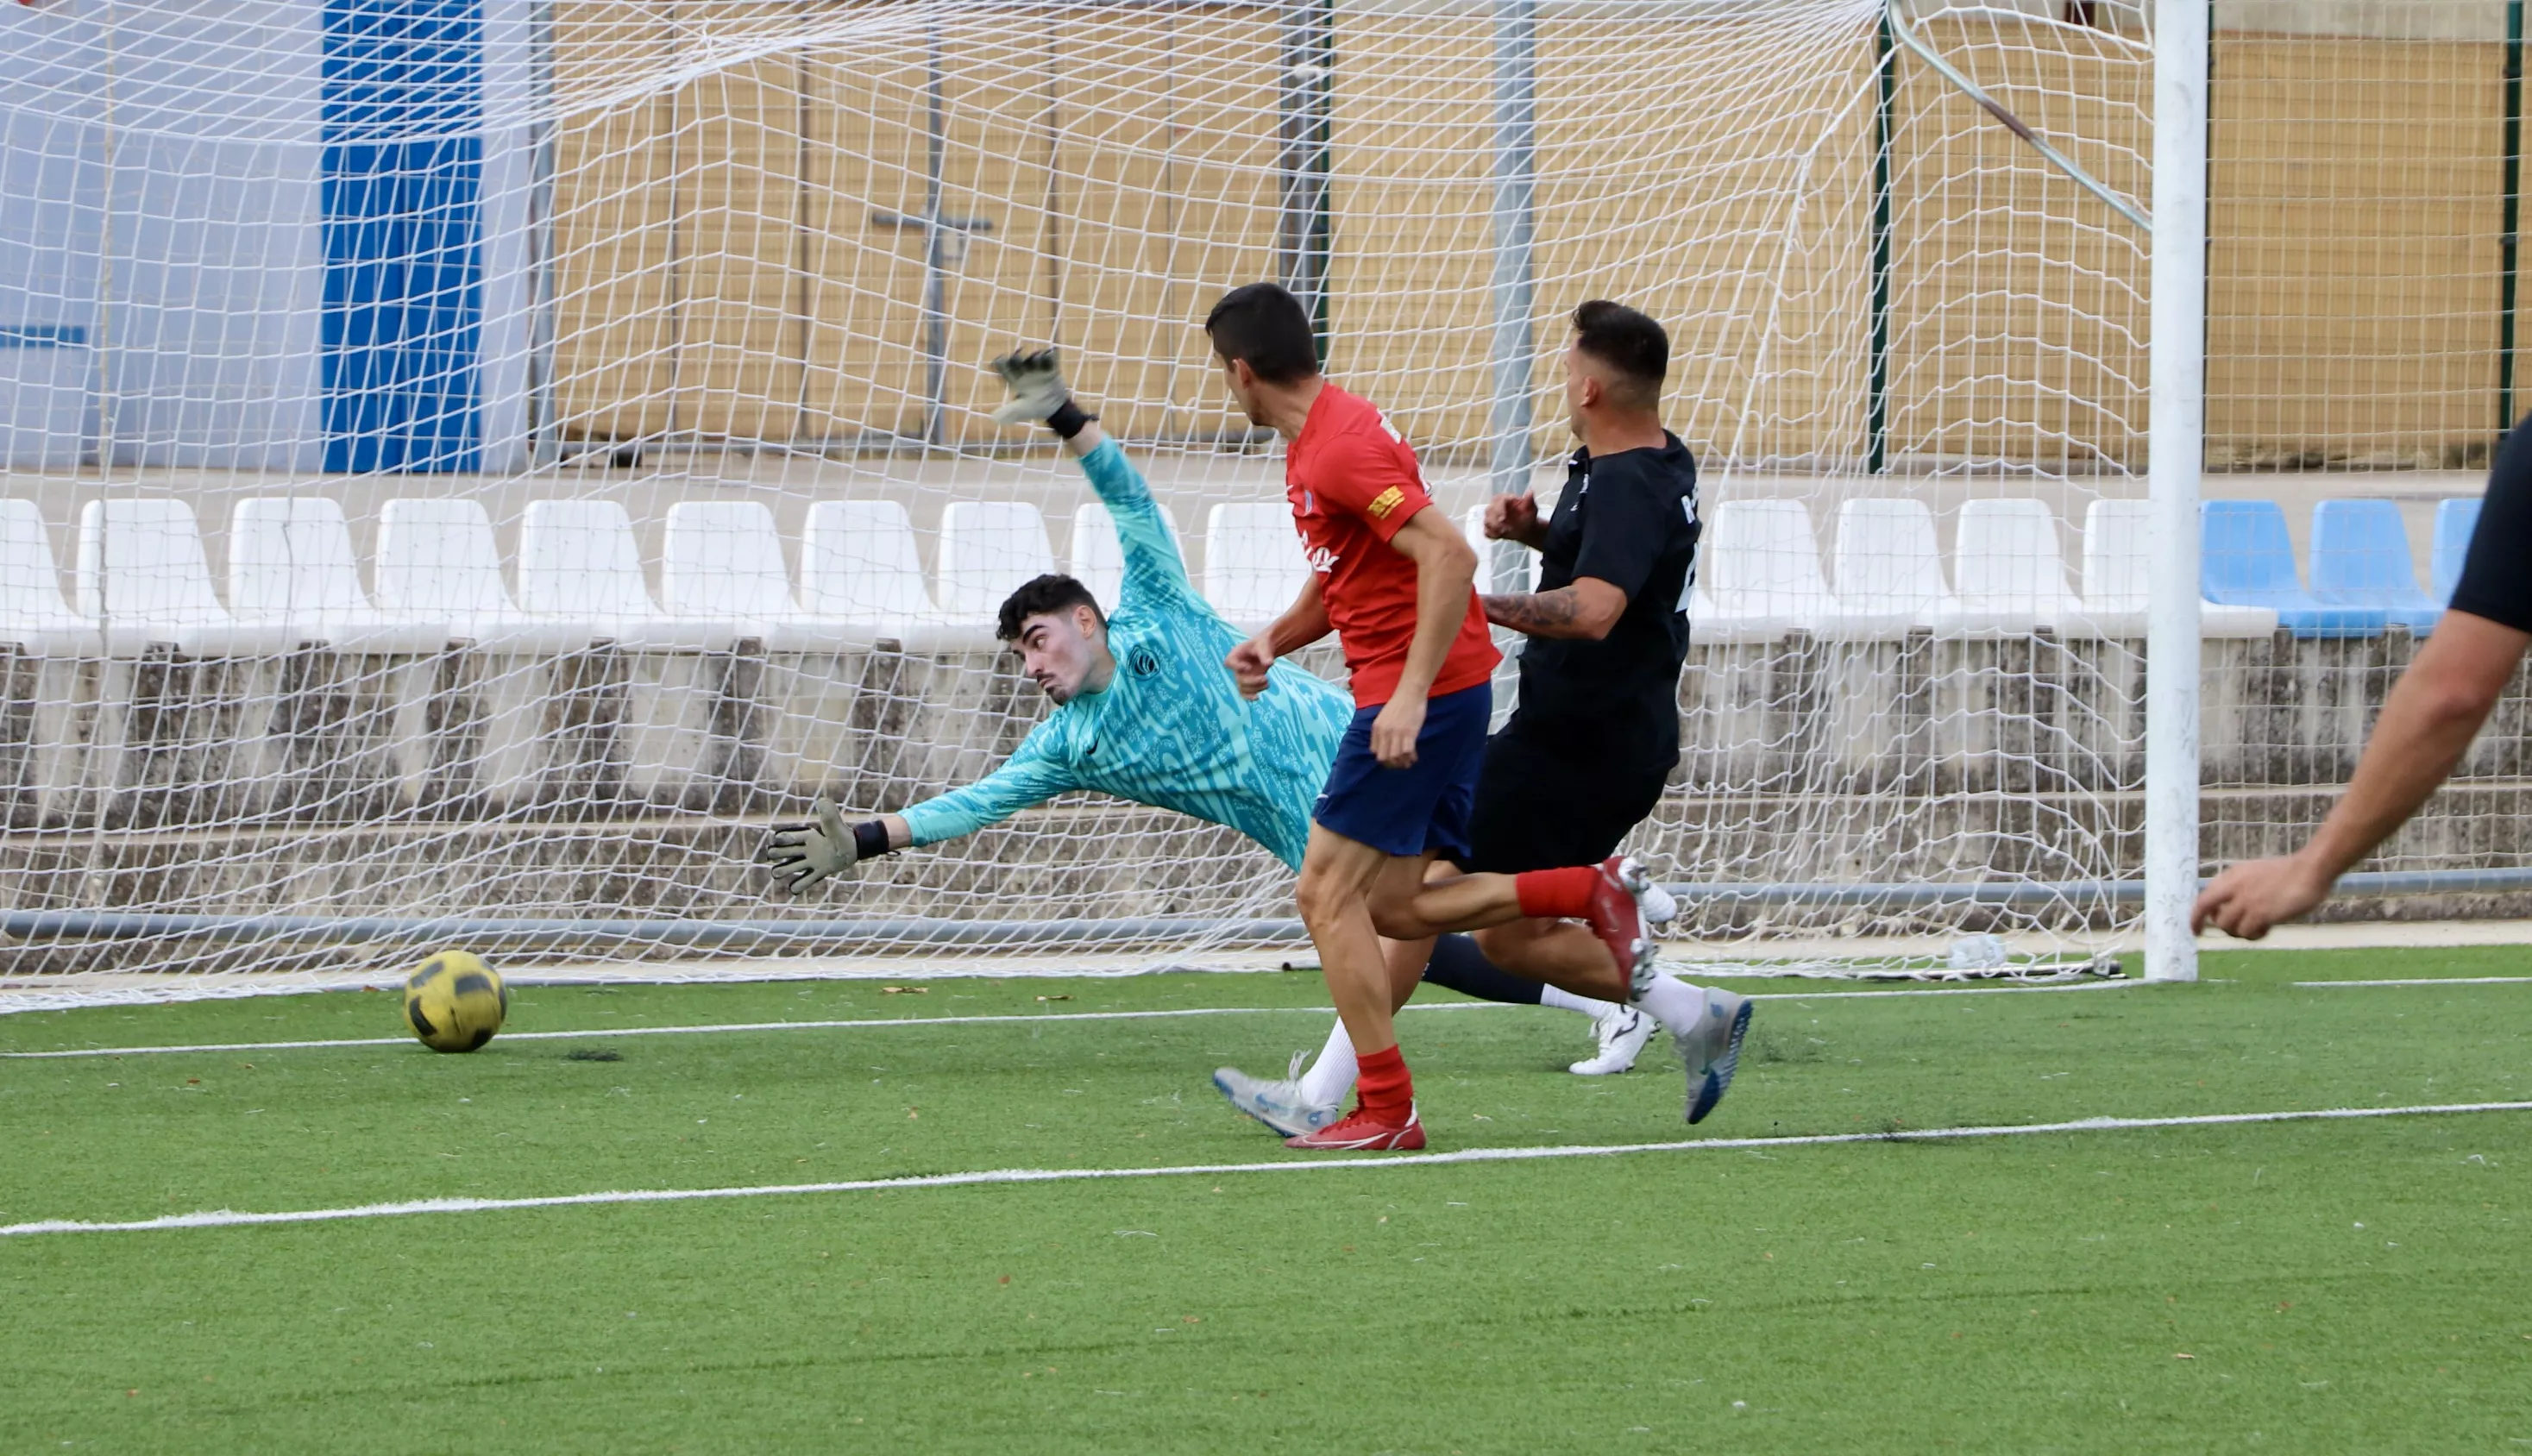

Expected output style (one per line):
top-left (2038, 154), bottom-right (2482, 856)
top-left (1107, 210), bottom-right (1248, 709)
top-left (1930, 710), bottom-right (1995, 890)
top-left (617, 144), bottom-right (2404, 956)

top-left (1046, 398), bottom-right (1093, 440)
top-left (852, 820), bottom-right (894, 860)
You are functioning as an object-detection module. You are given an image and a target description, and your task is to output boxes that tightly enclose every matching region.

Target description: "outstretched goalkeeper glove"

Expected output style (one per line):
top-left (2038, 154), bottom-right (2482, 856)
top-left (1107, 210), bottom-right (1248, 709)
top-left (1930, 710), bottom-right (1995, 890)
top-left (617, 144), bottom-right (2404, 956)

top-left (757, 798), bottom-right (892, 896)
top-left (990, 348), bottom-right (1094, 438)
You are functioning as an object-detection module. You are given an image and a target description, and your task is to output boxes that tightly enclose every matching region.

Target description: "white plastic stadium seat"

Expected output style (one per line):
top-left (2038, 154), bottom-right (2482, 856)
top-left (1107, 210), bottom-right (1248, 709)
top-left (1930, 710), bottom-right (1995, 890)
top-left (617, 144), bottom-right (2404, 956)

top-left (1202, 502), bottom-right (1309, 628)
top-left (1831, 498), bottom-right (1972, 635)
top-left (228, 498), bottom-right (449, 653)
top-left (1069, 499), bottom-right (1183, 612)
top-left (2074, 499), bottom-right (2276, 639)
top-left (0, 499), bottom-right (97, 655)
top-left (663, 500), bottom-right (872, 652)
top-left (799, 500), bottom-right (935, 617)
top-left (1953, 499), bottom-right (2082, 632)
top-left (1695, 498), bottom-right (1850, 641)
top-left (374, 499), bottom-right (596, 653)
top-left (936, 501), bottom-right (1058, 620)
top-left (516, 499), bottom-right (738, 652)
top-left (76, 499), bottom-right (300, 655)
top-left (663, 501), bottom-right (795, 622)
top-left (798, 500), bottom-right (956, 650)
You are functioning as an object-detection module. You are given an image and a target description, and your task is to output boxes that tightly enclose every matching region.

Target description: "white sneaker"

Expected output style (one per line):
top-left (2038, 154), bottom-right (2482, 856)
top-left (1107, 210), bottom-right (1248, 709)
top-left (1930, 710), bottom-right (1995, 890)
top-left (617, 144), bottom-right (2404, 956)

top-left (1674, 989), bottom-right (1754, 1126)
top-left (1568, 1005), bottom-right (1656, 1076)
top-left (1212, 1054), bottom-right (1342, 1138)
top-left (1640, 882), bottom-right (1679, 926)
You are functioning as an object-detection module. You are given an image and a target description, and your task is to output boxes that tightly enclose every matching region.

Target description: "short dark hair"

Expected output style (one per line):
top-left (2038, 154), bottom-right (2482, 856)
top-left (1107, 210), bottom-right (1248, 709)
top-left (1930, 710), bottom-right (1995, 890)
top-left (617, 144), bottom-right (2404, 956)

top-left (1203, 282), bottom-right (1321, 385)
top-left (996, 574), bottom-right (1104, 643)
top-left (1571, 299), bottom-right (1668, 410)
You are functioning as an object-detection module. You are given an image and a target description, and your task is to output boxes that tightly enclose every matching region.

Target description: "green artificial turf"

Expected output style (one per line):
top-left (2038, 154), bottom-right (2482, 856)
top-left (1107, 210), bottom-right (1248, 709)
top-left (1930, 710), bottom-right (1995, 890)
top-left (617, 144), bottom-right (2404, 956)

top-left (1, 946), bottom-right (2527, 1453)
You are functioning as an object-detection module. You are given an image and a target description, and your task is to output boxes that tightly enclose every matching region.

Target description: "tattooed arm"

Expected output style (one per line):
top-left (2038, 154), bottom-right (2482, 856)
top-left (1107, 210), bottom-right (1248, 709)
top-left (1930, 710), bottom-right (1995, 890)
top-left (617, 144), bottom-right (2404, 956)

top-left (1480, 577), bottom-right (1629, 641)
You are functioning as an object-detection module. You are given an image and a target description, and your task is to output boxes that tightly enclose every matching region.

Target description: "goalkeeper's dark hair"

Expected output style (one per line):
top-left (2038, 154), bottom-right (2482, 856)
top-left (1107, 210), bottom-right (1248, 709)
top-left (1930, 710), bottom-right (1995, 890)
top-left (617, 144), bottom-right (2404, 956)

top-left (996, 574), bottom-right (1106, 643)
top-left (1203, 282), bottom-right (1321, 385)
top-left (1571, 298), bottom-right (1668, 411)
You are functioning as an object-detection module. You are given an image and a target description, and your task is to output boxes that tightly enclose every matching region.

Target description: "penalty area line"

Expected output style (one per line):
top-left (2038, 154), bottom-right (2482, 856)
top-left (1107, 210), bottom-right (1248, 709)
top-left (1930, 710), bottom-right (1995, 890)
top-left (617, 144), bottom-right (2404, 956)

top-left (6, 1099), bottom-right (2526, 1239)
top-left (0, 979), bottom-right (2142, 1061)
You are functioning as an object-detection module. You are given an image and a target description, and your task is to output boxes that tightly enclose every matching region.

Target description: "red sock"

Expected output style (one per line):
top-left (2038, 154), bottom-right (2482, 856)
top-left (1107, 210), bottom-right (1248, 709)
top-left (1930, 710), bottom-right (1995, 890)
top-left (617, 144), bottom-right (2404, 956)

top-left (1515, 865), bottom-right (1599, 920)
top-left (1354, 1044), bottom-right (1415, 1124)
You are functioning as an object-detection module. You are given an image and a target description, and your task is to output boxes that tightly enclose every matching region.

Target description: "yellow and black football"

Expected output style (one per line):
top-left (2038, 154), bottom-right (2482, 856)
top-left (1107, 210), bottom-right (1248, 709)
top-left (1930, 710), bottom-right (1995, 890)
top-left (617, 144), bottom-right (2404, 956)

top-left (403, 951), bottom-right (507, 1053)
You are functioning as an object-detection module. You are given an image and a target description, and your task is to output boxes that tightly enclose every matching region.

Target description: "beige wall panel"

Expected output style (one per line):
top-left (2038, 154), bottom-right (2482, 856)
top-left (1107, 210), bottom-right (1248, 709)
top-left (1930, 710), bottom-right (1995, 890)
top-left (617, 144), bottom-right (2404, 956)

top-left (674, 61), bottom-right (808, 442)
top-left (1530, 16), bottom-right (1880, 467)
top-left (930, 23), bottom-right (1066, 445)
top-left (1883, 19), bottom-right (2152, 471)
top-left (551, 94), bottom-right (682, 442)
top-left (795, 52), bottom-right (929, 442)
top-left (1326, 17), bottom-right (1495, 455)
top-left (537, 9), bottom-right (2517, 472)
top-left (2208, 35), bottom-right (2504, 463)
top-left (1053, 10), bottom-right (1281, 442)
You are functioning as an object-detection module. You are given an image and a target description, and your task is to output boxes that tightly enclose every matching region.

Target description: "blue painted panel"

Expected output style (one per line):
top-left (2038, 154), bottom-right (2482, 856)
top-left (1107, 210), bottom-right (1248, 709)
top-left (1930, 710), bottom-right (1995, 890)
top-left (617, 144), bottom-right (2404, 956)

top-left (320, 0), bottom-right (483, 474)
top-left (0, 324), bottom-right (89, 348)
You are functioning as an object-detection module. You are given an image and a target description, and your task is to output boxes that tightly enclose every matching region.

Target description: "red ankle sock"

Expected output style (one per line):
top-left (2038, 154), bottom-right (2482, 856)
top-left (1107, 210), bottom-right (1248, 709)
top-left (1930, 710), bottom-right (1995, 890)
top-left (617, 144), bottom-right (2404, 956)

top-left (1515, 865), bottom-right (1599, 919)
top-left (1354, 1044), bottom-right (1415, 1124)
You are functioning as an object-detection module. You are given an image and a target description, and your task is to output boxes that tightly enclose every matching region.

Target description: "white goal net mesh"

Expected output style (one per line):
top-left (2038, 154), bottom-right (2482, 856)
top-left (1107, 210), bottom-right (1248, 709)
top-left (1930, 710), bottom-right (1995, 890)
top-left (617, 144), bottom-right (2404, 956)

top-left (3, 0), bottom-right (2176, 994)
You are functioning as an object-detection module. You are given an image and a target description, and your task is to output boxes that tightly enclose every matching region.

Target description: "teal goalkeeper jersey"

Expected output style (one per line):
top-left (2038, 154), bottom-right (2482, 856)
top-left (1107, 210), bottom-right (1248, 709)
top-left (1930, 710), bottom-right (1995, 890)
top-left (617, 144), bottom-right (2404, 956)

top-left (895, 436), bottom-right (1354, 872)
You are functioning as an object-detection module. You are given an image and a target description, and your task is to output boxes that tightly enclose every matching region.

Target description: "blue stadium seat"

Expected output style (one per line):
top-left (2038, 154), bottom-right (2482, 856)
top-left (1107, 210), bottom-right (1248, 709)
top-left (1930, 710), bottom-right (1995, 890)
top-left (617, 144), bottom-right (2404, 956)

top-left (2308, 499), bottom-right (2441, 635)
top-left (2431, 497), bottom-right (2482, 604)
top-left (2199, 500), bottom-right (2388, 638)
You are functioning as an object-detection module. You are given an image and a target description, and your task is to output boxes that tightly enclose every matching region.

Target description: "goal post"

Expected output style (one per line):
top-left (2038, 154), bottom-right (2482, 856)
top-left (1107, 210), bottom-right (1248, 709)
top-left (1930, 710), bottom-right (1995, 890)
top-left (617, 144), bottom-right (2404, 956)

top-left (2146, 0), bottom-right (2207, 984)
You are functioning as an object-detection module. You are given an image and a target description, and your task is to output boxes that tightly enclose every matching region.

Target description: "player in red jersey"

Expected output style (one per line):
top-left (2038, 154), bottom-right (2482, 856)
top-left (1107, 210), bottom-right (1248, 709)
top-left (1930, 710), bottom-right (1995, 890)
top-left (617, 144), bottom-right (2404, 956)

top-left (1208, 283), bottom-right (1657, 1152)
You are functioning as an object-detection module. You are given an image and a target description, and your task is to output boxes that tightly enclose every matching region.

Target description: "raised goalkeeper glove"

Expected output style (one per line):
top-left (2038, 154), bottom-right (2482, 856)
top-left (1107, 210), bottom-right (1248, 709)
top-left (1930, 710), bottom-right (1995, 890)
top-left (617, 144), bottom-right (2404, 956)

top-left (758, 797), bottom-right (877, 896)
top-left (989, 348), bottom-right (1092, 437)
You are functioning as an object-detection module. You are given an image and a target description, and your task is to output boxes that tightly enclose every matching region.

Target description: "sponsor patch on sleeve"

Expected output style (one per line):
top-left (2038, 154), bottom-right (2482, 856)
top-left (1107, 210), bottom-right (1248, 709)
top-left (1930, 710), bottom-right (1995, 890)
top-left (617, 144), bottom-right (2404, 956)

top-left (1366, 485), bottom-right (1406, 519)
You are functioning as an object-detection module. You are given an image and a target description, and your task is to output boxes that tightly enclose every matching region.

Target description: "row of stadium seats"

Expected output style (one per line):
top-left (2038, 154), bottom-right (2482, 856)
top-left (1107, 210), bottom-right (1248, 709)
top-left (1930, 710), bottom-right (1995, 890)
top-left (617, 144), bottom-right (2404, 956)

top-left (0, 494), bottom-right (1273, 657)
top-left (0, 491), bottom-right (2482, 658)
top-left (1688, 496), bottom-right (2478, 643)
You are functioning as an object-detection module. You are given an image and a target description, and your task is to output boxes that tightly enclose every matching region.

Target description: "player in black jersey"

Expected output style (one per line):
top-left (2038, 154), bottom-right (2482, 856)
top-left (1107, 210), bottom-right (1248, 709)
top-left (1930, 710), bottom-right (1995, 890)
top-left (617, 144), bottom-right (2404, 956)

top-left (2196, 421), bottom-right (2532, 938)
top-left (1216, 301), bottom-right (1754, 1134)
top-left (1465, 299), bottom-right (1752, 1122)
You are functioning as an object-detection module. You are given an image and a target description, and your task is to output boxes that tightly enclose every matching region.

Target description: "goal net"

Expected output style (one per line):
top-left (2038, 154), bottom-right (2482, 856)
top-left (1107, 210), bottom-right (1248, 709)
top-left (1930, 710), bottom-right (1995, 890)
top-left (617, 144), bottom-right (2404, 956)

top-left (2, 0), bottom-right (2182, 996)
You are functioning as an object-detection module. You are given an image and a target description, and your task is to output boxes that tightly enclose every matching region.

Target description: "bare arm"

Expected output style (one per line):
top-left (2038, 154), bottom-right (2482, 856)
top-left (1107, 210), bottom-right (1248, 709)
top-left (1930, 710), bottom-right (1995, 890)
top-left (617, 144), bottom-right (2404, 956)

top-left (2194, 610), bottom-right (2530, 938)
top-left (1386, 508), bottom-right (1480, 702)
top-left (1227, 574), bottom-right (1331, 700)
top-left (1481, 577), bottom-right (1628, 641)
top-left (1367, 509), bottom-right (1480, 768)
top-left (1264, 572), bottom-right (1334, 657)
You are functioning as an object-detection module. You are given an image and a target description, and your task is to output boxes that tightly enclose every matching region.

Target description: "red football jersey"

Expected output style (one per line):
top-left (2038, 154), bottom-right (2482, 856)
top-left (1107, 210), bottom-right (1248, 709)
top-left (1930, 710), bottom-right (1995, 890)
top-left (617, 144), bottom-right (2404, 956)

top-left (1285, 384), bottom-right (1499, 707)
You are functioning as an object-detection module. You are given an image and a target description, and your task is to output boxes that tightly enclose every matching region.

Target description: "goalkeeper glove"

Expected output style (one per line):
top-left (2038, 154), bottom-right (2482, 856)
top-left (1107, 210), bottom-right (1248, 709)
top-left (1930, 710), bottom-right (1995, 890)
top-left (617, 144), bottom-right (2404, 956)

top-left (990, 348), bottom-right (1093, 438)
top-left (758, 798), bottom-right (890, 896)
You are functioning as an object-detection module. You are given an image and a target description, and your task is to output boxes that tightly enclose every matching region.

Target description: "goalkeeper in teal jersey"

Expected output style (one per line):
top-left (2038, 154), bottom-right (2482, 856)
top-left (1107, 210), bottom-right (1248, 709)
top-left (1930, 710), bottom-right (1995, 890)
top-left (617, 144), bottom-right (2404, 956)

top-left (759, 352), bottom-right (1652, 1078)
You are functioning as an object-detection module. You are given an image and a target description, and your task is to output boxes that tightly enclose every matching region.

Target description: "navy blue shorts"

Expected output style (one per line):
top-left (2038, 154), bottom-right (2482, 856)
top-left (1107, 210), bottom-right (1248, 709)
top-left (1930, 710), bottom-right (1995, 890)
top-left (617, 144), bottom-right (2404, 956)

top-left (1312, 682), bottom-right (1493, 860)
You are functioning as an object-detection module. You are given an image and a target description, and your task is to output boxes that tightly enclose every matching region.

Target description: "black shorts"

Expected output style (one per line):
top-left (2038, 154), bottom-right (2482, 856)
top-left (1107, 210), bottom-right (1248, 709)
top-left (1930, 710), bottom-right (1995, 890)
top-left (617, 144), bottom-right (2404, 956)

top-left (1460, 720), bottom-right (1674, 875)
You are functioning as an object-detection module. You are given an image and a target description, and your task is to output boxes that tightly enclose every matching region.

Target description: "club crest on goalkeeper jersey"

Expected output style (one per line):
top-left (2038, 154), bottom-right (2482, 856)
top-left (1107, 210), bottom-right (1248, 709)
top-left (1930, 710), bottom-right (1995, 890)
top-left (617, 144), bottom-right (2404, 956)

top-left (895, 437), bottom-right (1354, 871)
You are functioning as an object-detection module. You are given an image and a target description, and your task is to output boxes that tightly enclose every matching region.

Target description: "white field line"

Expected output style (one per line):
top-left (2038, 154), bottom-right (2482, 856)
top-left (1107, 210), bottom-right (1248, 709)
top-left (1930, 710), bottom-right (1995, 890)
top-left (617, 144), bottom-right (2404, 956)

top-left (6, 1099), bottom-right (2525, 1239)
top-left (2294, 976), bottom-right (2532, 988)
top-left (0, 1003), bottom-right (1459, 1059)
top-left (0, 978), bottom-right (2146, 1061)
